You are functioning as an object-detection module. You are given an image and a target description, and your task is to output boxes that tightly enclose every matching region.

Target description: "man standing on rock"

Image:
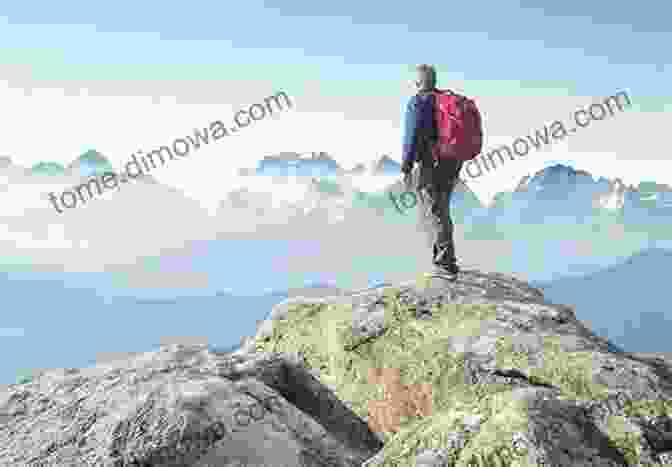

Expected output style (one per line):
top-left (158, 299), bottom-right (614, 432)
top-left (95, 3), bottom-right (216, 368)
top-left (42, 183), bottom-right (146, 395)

top-left (401, 64), bottom-right (483, 279)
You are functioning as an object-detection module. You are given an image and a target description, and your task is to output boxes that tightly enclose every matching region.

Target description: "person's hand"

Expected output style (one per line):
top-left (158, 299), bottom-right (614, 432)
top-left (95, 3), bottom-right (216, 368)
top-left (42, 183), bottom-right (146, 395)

top-left (402, 171), bottom-right (413, 190)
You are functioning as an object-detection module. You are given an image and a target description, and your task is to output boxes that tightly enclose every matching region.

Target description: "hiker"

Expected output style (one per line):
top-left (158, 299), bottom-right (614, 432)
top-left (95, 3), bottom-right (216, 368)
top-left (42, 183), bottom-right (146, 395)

top-left (401, 64), bottom-right (483, 278)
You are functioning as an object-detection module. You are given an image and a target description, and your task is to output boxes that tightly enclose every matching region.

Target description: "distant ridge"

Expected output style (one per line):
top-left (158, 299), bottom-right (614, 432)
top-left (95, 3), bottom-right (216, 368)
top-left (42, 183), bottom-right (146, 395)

top-left (532, 247), bottom-right (672, 354)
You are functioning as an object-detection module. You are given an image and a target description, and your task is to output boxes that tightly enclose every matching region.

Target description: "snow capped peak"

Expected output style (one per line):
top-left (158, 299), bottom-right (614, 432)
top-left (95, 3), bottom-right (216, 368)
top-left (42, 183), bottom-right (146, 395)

top-left (510, 163), bottom-right (638, 211)
top-left (30, 161), bottom-right (66, 176)
top-left (261, 151), bottom-right (334, 163)
top-left (590, 176), bottom-right (630, 210)
top-left (238, 152), bottom-right (404, 178)
top-left (249, 151), bottom-right (344, 176)
top-left (593, 188), bottom-right (625, 210)
top-left (524, 164), bottom-right (594, 186)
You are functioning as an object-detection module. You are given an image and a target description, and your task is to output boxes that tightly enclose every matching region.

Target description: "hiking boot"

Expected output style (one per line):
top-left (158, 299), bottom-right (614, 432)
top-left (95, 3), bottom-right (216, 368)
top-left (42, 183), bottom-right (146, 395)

top-left (434, 262), bottom-right (459, 274)
top-left (433, 263), bottom-right (459, 280)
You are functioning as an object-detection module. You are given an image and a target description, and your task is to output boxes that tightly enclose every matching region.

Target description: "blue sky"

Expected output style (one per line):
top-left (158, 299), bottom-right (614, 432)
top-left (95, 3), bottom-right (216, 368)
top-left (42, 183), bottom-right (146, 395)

top-left (1, 1), bottom-right (669, 95)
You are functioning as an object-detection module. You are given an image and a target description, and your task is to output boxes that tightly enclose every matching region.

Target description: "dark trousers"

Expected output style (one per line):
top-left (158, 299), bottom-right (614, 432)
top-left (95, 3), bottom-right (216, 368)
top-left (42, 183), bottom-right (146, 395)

top-left (412, 157), bottom-right (464, 268)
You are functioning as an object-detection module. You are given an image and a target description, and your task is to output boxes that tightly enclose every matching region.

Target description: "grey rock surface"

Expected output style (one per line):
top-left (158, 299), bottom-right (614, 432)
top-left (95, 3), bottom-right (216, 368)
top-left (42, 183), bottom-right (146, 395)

top-left (0, 345), bottom-right (382, 466)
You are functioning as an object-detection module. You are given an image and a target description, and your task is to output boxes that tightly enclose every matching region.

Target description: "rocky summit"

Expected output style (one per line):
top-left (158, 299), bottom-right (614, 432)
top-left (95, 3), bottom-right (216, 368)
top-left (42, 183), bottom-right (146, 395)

top-left (2, 270), bottom-right (672, 466)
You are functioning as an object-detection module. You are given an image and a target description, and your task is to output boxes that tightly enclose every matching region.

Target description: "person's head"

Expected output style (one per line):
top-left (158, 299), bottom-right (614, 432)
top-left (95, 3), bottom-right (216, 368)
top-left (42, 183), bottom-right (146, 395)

top-left (415, 64), bottom-right (437, 92)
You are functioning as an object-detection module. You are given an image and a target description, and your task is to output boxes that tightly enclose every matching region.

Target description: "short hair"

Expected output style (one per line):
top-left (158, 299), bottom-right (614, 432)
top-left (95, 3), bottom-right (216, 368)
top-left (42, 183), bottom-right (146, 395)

top-left (416, 64), bottom-right (437, 87)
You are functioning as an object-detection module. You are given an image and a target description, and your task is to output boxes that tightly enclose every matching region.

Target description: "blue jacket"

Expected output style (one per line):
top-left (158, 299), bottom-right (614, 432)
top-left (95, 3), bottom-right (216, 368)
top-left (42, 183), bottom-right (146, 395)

top-left (402, 91), bottom-right (437, 173)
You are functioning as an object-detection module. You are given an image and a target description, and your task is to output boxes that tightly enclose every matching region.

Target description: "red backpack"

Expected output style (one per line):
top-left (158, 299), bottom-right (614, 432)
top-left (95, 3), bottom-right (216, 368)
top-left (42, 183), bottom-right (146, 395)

top-left (431, 90), bottom-right (483, 161)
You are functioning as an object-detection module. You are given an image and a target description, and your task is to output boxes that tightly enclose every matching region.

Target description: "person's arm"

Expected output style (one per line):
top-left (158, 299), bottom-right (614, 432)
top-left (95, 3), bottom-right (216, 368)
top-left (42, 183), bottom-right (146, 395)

top-left (402, 94), bottom-right (436, 174)
top-left (401, 95), bottom-right (419, 174)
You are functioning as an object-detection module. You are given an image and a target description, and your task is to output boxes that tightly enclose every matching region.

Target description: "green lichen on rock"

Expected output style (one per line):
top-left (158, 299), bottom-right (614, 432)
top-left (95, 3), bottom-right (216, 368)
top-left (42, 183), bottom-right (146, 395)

top-left (609, 398), bottom-right (672, 467)
top-left (605, 415), bottom-right (643, 466)
top-left (623, 398), bottom-right (672, 420)
top-left (494, 335), bottom-right (610, 403)
top-left (254, 288), bottom-right (537, 466)
top-left (253, 281), bottom-right (672, 466)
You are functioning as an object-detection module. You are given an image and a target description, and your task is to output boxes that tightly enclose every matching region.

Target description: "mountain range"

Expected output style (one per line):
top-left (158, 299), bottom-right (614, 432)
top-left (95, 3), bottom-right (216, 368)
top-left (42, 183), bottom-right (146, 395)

top-left (485, 164), bottom-right (672, 227)
top-left (2, 149), bottom-right (157, 182)
top-left (531, 247), bottom-right (672, 354)
top-left (236, 152), bottom-right (672, 227)
top-left (24, 149), bottom-right (114, 177)
top-left (17, 149), bottom-right (672, 229)
top-left (6, 149), bottom-right (672, 249)
top-left (237, 152), bottom-right (403, 176)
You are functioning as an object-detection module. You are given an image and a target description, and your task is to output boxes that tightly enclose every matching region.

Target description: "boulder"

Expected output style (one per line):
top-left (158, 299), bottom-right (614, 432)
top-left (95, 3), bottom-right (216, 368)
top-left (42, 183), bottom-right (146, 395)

top-left (249, 269), bottom-right (672, 466)
top-left (0, 345), bottom-right (382, 466)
